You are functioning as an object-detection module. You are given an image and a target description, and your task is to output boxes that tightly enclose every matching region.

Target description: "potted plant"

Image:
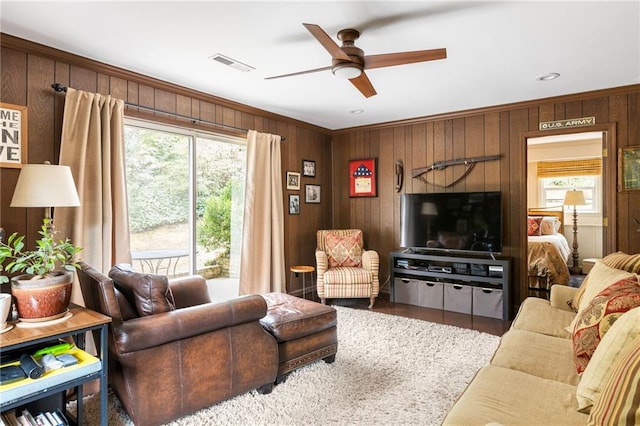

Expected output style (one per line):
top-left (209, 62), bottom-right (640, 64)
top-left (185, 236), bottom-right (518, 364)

top-left (0, 219), bottom-right (82, 321)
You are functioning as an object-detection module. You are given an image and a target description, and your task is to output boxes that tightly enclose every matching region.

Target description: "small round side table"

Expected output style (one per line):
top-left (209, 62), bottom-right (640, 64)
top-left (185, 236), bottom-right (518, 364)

top-left (290, 265), bottom-right (315, 299)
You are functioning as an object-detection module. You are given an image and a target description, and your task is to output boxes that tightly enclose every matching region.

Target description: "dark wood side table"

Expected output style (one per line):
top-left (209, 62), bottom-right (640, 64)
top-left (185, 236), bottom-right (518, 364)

top-left (0, 306), bottom-right (111, 426)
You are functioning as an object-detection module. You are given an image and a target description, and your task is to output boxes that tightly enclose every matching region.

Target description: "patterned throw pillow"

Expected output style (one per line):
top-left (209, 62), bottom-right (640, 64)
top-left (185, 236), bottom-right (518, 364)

top-left (587, 337), bottom-right (640, 425)
top-left (577, 307), bottom-right (640, 413)
top-left (527, 216), bottom-right (542, 236)
top-left (599, 251), bottom-right (640, 274)
top-left (570, 261), bottom-right (636, 313)
top-left (325, 232), bottom-right (363, 268)
top-left (572, 275), bottom-right (640, 374)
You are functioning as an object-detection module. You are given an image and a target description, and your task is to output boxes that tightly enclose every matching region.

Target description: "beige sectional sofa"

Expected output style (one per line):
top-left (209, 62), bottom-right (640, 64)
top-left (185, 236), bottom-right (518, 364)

top-left (443, 252), bottom-right (640, 425)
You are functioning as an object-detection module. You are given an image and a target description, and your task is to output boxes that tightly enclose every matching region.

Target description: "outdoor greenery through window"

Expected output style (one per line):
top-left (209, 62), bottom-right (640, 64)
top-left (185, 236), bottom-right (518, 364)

top-left (539, 176), bottom-right (599, 212)
top-left (124, 120), bottom-right (246, 284)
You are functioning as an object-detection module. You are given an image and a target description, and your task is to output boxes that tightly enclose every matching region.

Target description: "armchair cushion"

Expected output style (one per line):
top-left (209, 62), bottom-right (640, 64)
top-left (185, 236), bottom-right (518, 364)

top-left (325, 231), bottom-right (363, 267)
top-left (324, 267), bottom-right (373, 285)
top-left (109, 264), bottom-right (176, 317)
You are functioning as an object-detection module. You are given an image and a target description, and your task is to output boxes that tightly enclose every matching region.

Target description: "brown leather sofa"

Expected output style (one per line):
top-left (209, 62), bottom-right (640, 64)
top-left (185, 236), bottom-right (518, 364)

top-left (77, 262), bottom-right (279, 426)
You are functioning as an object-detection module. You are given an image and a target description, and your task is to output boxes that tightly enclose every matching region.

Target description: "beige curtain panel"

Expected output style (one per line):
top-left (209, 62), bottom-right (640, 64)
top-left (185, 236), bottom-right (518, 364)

top-left (56, 88), bottom-right (131, 306)
top-left (239, 130), bottom-right (286, 295)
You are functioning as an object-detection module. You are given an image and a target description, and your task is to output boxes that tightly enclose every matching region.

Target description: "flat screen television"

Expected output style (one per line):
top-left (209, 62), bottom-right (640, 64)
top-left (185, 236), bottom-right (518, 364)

top-left (400, 191), bottom-right (502, 255)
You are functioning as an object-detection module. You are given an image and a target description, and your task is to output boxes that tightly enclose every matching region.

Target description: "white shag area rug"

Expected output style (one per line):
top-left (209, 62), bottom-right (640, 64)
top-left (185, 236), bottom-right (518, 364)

top-left (71, 306), bottom-right (500, 425)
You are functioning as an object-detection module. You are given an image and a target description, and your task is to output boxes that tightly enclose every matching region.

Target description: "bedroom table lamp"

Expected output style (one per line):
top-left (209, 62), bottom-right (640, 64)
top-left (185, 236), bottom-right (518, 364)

top-left (563, 189), bottom-right (586, 274)
top-left (10, 162), bottom-right (81, 230)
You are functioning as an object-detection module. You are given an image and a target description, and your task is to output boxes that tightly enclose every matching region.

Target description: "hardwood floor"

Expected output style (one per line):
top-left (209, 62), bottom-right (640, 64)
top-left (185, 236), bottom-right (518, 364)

top-left (306, 293), bottom-right (511, 337)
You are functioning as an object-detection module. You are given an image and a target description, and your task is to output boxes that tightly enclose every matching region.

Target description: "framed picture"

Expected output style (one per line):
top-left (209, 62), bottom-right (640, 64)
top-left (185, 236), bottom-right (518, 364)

top-left (302, 159), bottom-right (316, 177)
top-left (619, 145), bottom-right (640, 191)
top-left (0, 103), bottom-right (28, 169)
top-left (349, 158), bottom-right (378, 197)
top-left (288, 194), bottom-right (300, 214)
top-left (286, 171), bottom-right (301, 190)
top-left (305, 184), bottom-right (321, 203)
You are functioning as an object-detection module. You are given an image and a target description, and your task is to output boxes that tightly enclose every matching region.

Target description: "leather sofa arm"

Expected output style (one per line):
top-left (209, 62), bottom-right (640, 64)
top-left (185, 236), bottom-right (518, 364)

top-left (169, 275), bottom-right (211, 307)
top-left (550, 285), bottom-right (578, 312)
top-left (113, 294), bottom-right (268, 353)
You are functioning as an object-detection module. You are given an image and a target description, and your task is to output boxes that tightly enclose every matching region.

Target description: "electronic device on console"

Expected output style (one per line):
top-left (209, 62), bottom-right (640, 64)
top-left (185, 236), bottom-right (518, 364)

top-left (428, 265), bottom-right (452, 274)
top-left (470, 263), bottom-right (488, 277)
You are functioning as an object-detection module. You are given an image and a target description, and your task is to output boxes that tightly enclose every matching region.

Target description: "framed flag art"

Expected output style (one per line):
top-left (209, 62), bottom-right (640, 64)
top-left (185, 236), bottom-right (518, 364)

top-left (349, 158), bottom-right (377, 197)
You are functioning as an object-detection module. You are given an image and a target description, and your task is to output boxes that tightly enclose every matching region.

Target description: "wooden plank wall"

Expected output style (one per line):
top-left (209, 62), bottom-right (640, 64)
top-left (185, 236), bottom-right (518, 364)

top-left (0, 35), bottom-right (333, 295)
top-left (2, 35), bottom-right (639, 311)
top-left (333, 89), bottom-right (640, 312)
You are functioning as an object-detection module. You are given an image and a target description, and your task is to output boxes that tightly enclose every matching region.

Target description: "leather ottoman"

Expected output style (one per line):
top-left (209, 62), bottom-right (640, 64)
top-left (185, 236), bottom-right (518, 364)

top-left (260, 292), bottom-right (338, 384)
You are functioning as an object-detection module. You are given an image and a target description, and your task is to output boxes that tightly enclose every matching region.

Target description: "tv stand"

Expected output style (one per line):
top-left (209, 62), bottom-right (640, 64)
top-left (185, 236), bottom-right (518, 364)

top-left (390, 251), bottom-right (510, 320)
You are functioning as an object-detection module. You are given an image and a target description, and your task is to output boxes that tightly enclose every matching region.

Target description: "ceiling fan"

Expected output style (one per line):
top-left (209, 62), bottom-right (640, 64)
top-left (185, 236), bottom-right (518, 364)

top-left (266, 23), bottom-right (447, 98)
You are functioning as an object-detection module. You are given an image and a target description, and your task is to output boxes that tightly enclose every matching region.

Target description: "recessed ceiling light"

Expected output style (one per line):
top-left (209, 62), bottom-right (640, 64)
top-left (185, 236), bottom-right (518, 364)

top-left (350, 109), bottom-right (364, 114)
top-left (537, 72), bottom-right (560, 81)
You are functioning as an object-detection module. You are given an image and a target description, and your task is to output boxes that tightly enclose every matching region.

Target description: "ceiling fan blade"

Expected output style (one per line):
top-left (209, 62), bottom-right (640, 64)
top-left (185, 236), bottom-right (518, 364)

top-left (364, 48), bottom-right (447, 69)
top-left (265, 65), bottom-right (332, 80)
top-left (303, 23), bottom-right (351, 61)
top-left (349, 71), bottom-right (377, 98)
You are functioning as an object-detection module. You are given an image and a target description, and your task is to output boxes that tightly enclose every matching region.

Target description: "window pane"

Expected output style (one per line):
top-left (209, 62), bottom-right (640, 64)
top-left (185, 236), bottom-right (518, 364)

top-left (195, 137), bottom-right (246, 288)
top-left (540, 176), bottom-right (597, 212)
top-left (125, 126), bottom-right (191, 276)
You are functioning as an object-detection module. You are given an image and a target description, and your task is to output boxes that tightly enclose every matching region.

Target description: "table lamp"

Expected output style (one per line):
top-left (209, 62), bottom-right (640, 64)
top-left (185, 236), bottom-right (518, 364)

top-left (10, 162), bottom-right (80, 230)
top-left (563, 189), bottom-right (586, 274)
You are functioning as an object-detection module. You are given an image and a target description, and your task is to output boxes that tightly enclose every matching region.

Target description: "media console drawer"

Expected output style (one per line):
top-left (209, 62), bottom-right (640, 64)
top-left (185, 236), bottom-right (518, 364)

top-left (390, 251), bottom-right (510, 320)
top-left (443, 283), bottom-right (472, 314)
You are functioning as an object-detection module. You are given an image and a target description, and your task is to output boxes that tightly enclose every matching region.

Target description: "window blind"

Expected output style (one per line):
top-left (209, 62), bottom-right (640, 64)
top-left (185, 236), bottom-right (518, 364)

top-left (537, 158), bottom-right (602, 178)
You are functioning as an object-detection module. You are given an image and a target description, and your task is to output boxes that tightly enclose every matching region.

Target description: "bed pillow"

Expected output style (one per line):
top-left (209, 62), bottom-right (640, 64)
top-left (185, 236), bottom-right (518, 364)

top-left (576, 307), bottom-right (640, 413)
top-left (540, 216), bottom-right (561, 235)
top-left (572, 275), bottom-right (640, 374)
top-left (109, 264), bottom-right (177, 316)
top-left (527, 216), bottom-right (542, 236)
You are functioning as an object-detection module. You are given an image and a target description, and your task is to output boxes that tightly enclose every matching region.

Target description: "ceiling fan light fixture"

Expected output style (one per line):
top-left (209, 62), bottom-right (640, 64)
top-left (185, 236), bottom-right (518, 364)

top-left (332, 63), bottom-right (362, 80)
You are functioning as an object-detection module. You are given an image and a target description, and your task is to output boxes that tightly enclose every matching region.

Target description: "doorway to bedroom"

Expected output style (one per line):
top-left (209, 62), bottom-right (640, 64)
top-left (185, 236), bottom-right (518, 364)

top-left (527, 131), bottom-right (604, 268)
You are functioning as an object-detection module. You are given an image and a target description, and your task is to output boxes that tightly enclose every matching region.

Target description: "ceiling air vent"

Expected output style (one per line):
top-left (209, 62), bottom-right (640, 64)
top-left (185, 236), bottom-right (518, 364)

top-left (209, 54), bottom-right (255, 72)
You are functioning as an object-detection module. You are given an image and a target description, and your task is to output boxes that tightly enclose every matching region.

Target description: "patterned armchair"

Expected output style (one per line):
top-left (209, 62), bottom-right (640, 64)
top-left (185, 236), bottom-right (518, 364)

top-left (315, 229), bottom-right (380, 308)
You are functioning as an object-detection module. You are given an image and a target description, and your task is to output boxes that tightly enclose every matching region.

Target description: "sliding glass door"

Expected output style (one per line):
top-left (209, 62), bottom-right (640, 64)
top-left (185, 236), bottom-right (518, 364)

top-left (124, 120), bottom-right (245, 299)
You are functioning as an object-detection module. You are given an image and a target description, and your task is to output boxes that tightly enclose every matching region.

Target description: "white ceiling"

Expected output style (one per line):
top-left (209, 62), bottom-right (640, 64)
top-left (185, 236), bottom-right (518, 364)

top-left (1, 1), bottom-right (639, 130)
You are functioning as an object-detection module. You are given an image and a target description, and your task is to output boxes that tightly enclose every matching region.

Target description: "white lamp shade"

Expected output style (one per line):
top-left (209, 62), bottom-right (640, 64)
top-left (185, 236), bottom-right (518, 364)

top-left (10, 164), bottom-right (80, 208)
top-left (563, 189), bottom-right (586, 206)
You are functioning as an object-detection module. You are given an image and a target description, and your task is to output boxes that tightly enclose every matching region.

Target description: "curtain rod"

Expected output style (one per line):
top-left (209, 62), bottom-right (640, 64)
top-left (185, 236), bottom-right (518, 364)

top-left (51, 83), bottom-right (285, 141)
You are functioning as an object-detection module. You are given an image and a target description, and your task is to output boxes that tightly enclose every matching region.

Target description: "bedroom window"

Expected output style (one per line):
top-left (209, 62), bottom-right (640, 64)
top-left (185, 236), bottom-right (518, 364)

top-left (123, 119), bottom-right (246, 296)
top-left (539, 176), bottom-right (599, 212)
top-left (537, 158), bottom-right (601, 213)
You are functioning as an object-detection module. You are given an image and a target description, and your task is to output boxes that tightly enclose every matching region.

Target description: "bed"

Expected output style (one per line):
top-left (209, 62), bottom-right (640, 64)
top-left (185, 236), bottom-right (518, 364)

top-left (527, 208), bottom-right (571, 297)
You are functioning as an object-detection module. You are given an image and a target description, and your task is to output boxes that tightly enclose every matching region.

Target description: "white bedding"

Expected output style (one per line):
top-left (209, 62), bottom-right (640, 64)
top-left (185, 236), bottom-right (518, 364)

top-left (528, 234), bottom-right (571, 262)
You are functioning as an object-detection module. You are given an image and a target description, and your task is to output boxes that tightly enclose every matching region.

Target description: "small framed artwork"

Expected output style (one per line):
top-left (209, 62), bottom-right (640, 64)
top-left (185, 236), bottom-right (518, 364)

top-left (286, 171), bottom-right (301, 190)
top-left (0, 103), bottom-right (28, 169)
top-left (619, 145), bottom-right (640, 191)
top-left (302, 159), bottom-right (316, 177)
top-left (349, 158), bottom-right (378, 197)
top-left (305, 184), bottom-right (321, 203)
top-left (288, 194), bottom-right (300, 214)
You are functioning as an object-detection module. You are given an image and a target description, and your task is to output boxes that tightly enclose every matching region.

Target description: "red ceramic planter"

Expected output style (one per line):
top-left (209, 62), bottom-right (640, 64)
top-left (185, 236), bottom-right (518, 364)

top-left (11, 271), bottom-right (73, 321)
